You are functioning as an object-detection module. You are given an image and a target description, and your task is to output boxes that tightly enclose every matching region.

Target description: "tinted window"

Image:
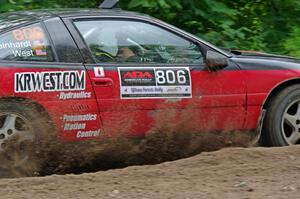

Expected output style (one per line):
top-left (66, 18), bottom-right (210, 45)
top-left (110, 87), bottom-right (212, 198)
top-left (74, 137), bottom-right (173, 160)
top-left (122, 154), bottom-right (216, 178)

top-left (75, 20), bottom-right (203, 64)
top-left (0, 23), bottom-right (54, 62)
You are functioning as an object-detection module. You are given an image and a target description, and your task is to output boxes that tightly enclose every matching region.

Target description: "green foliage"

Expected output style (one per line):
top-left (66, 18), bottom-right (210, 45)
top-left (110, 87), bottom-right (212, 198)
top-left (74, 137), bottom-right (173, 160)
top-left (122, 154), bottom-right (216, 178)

top-left (284, 27), bottom-right (300, 57)
top-left (0, 0), bottom-right (299, 57)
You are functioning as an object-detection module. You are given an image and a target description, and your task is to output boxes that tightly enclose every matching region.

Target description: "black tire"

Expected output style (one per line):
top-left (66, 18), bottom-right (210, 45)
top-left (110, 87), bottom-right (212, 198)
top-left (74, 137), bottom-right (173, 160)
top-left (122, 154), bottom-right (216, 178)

top-left (0, 101), bottom-right (53, 177)
top-left (263, 84), bottom-right (300, 146)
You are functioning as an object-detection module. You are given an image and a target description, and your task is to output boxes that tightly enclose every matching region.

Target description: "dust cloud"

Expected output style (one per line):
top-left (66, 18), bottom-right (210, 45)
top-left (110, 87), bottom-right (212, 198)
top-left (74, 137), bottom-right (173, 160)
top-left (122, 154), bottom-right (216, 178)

top-left (38, 108), bottom-right (257, 176)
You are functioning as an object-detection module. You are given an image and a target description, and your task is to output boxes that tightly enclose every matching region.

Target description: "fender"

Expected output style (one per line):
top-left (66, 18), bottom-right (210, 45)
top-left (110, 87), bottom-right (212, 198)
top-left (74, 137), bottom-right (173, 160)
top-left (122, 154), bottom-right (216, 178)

top-left (256, 77), bottom-right (300, 142)
top-left (0, 96), bottom-right (55, 129)
top-left (262, 77), bottom-right (300, 109)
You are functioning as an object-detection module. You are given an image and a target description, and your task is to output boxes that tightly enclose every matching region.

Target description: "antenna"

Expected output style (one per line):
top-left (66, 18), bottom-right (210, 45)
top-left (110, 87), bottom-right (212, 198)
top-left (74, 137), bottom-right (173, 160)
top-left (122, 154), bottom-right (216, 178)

top-left (99, 0), bottom-right (120, 9)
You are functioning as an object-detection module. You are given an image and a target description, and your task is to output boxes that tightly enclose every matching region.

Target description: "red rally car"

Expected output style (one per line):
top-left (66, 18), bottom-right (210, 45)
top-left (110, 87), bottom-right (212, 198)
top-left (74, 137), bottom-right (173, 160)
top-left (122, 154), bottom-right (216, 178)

top-left (1, 0), bottom-right (300, 175)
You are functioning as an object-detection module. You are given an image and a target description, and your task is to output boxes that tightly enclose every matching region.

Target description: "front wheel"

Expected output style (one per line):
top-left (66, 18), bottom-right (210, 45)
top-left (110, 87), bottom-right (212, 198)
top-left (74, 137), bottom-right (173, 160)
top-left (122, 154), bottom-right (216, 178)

top-left (263, 85), bottom-right (300, 146)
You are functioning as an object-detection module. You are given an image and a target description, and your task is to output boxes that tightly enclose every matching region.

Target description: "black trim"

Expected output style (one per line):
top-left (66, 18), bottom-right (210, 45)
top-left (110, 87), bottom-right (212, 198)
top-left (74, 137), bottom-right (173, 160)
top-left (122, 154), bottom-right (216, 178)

top-left (44, 17), bottom-right (83, 63)
top-left (40, 20), bottom-right (59, 62)
top-left (85, 63), bottom-right (205, 71)
top-left (232, 57), bottom-right (298, 71)
top-left (62, 18), bottom-right (95, 64)
top-left (84, 60), bottom-right (239, 71)
top-left (0, 61), bottom-right (85, 69)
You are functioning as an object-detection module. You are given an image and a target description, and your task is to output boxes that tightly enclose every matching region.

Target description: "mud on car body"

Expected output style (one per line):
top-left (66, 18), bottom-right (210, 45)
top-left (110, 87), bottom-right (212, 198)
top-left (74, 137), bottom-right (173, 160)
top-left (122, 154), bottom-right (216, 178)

top-left (0, 0), bottom-right (300, 176)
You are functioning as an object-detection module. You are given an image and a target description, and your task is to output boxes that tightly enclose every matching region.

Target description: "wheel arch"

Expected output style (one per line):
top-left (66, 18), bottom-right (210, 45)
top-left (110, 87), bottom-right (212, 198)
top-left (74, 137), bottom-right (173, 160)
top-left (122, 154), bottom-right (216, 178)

top-left (258, 78), bottom-right (300, 145)
top-left (0, 97), bottom-right (55, 130)
top-left (263, 78), bottom-right (300, 109)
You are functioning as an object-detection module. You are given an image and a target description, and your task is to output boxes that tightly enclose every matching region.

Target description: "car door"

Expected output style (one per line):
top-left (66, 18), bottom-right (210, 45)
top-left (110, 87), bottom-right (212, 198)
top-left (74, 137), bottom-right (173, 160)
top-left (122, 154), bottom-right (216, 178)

top-left (66, 17), bottom-right (247, 137)
top-left (41, 18), bottom-right (103, 141)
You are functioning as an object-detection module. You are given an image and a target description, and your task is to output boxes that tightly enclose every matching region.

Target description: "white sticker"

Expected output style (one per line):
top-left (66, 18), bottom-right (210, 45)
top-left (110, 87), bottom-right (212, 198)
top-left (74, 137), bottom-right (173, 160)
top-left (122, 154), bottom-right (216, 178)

top-left (118, 67), bottom-right (192, 99)
top-left (59, 91), bottom-right (91, 100)
top-left (64, 123), bottom-right (86, 131)
top-left (63, 114), bottom-right (97, 122)
top-left (76, 129), bottom-right (101, 138)
top-left (94, 67), bottom-right (105, 77)
top-left (14, 71), bottom-right (86, 93)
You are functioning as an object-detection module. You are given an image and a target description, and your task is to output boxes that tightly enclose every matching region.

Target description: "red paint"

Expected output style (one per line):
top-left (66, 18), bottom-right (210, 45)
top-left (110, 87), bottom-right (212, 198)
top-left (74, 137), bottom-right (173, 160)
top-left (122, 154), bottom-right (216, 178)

top-left (0, 64), bottom-right (298, 141)
top-left (123, 71), bottom-right (153, 79)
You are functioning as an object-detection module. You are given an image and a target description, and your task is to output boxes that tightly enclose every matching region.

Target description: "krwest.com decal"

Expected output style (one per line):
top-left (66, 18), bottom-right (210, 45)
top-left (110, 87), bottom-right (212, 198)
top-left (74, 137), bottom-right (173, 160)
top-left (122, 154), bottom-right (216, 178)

top-left (118, 67), bottom-right (192, 99)
top-left (14, 71), bottom-right (86, 93)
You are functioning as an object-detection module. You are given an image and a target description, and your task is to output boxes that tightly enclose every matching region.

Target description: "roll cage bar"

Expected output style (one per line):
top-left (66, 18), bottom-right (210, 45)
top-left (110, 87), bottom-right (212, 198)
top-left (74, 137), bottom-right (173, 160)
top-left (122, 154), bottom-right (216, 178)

top-left (99, 0), bottom-right (120, 9)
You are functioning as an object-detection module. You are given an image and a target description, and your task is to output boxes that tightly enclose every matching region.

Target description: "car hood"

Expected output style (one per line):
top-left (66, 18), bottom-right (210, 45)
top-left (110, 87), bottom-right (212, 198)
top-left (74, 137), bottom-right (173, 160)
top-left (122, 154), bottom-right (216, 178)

top-left (230, 50), bottom-right (300, 71)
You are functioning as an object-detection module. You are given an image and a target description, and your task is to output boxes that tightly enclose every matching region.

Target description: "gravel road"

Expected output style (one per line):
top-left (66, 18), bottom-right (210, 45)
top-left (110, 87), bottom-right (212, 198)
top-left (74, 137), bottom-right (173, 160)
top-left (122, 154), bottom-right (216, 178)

top-left (1, 146), bottom-right (300, 199)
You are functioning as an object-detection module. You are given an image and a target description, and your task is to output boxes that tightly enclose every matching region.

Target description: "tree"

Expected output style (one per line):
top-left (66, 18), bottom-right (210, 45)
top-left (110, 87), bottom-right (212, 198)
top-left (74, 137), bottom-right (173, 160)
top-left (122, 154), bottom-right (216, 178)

top-left (0, 0), bottom-right (299, 57)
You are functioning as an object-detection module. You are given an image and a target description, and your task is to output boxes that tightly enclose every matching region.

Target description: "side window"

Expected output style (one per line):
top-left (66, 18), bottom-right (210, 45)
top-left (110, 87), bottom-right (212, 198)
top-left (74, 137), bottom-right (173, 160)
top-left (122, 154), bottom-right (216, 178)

top-left (74, 20), bottom-right (203, 64)
top-left (0, 23), bottom-right (54, 62)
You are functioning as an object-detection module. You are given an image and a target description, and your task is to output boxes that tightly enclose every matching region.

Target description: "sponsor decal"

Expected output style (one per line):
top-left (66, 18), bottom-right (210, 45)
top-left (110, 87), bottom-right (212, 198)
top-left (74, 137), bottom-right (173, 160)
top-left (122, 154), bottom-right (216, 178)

top-left (118, 67), bottom-right (192, 99)
top-left (32, 39), bottom-right (47, 57)
top-left (64, 123), bottom-right (86, 131)
top-left (13, 49), bottom-right (34, 57)
top-left (0, 40), bottom-right (31, 50)
top-left (32, 40), bottom-right (45, 47)
top-left (63, 114), bottom-right (97, 122)
top-left (35, 49), bottom-right (47, 56)
top-left (14, 71), bottom-right (86, 93)
top-left (0, 40), bottom-right (34, 58)
top-left (59, 91), bottom-right (91, 100)
top-left (62, 114), bottom-right (100, 138)
top-left (77, 129), bottom-right (101, 138)
top-left (94, 67), bottom-right (105, 77)
top-left (9, 26), bottom-right (48, 57)
top-left (0, 26), bottom-right (48, 58)
top-left (12, 27), bottom-right (45, 41)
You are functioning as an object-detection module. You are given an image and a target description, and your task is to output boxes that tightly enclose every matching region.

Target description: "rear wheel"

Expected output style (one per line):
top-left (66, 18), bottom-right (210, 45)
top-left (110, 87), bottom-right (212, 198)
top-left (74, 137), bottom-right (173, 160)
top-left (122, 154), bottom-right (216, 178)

top-left (0, 101), bottom-right (52, 177)
top-left (263, 85), bottom-right (300, 146)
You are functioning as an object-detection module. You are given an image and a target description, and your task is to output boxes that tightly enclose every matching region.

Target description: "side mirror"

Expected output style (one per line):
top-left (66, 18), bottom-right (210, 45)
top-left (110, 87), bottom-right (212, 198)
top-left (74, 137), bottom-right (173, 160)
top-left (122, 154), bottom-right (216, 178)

top-left (205, 50), bottom-right (228, 71)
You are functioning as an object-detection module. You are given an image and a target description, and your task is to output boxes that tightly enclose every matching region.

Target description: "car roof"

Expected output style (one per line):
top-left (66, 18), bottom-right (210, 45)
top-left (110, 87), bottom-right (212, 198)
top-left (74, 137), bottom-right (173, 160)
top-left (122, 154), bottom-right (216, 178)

top-left (0, 8), bottom-right (149, 31)
top-left (47, 8), bottom-right (148, 18)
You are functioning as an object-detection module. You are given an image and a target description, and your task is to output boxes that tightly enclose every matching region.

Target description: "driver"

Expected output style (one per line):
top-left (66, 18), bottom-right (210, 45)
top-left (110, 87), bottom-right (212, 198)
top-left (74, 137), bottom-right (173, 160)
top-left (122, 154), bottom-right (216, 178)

top-left (117, 46), bottom-right (141, 62)
top-left (117, 46), bottom-right (136, 61)
top-left (116, 31), bottom-right (141, 62)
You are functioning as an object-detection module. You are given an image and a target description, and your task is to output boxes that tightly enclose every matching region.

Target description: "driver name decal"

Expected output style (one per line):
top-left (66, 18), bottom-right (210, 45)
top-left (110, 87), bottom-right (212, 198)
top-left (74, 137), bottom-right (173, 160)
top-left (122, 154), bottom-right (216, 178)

top-left (15, 71), bottom-right (86, 93)
top-left (118, 67), bottom-right (192, 99)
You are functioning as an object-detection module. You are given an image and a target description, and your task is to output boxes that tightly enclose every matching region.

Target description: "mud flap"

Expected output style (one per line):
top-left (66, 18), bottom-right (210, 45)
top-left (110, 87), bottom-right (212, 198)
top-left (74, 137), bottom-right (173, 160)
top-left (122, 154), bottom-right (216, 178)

top-left (253, 109), bottom-right (266, 146)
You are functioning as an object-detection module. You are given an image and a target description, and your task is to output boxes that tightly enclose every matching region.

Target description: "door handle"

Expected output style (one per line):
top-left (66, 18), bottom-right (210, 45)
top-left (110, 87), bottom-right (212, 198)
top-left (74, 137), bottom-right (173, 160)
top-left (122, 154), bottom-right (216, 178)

top-left (92, 78), bottom-right (113, 87)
